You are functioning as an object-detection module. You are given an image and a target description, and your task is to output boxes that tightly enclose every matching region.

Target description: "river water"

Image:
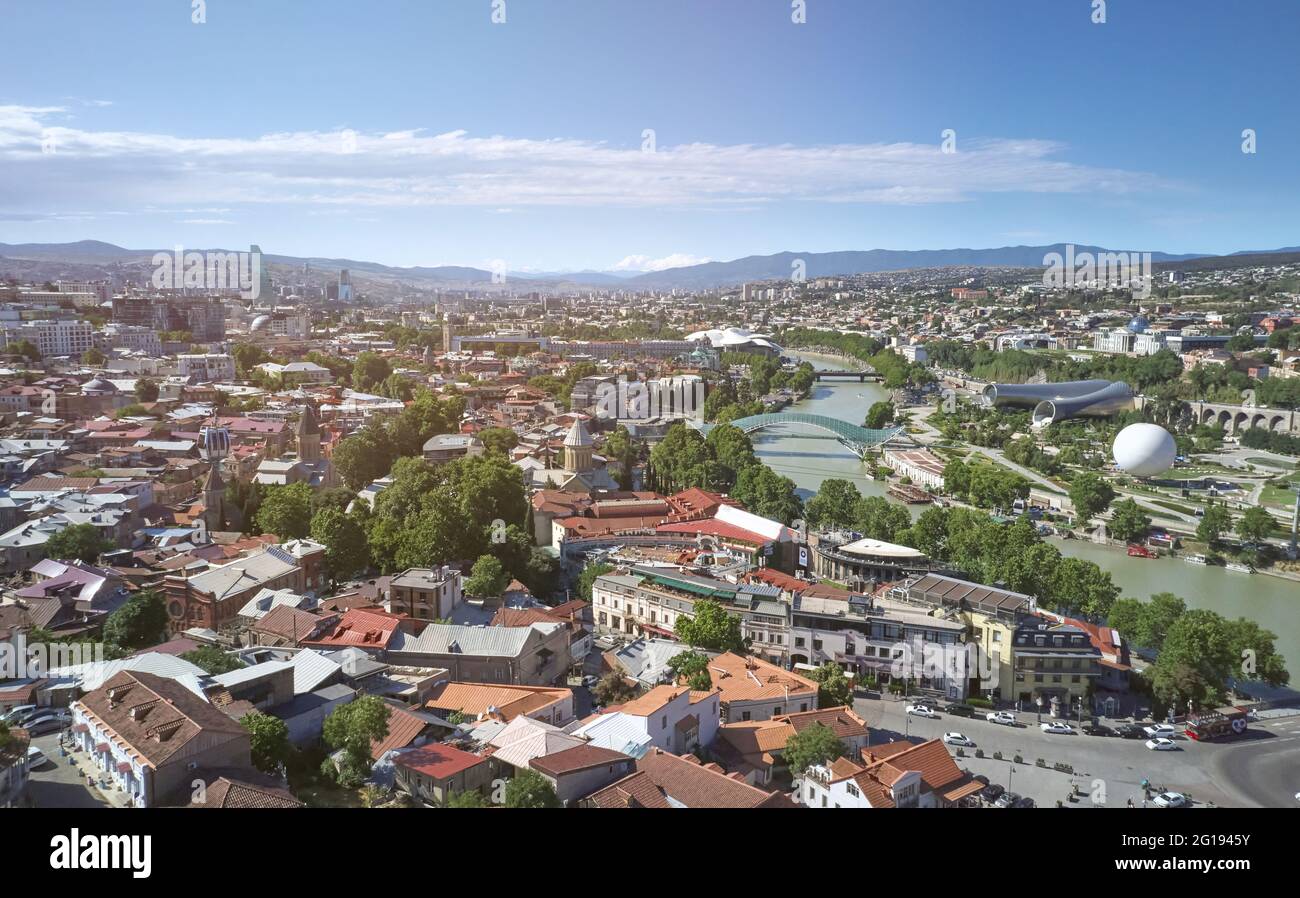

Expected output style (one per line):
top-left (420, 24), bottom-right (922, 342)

top-left (758, 352), bottom-right (1300, 671)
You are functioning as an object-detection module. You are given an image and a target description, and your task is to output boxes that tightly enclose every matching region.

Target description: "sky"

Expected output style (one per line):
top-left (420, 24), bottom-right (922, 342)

top-left (0, 0), bottom-right (1296, 272)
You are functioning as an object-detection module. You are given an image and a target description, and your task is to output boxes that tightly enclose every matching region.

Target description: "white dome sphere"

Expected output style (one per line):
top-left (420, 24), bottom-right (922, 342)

top-left (1112, 423), bottom-right (1176, 477)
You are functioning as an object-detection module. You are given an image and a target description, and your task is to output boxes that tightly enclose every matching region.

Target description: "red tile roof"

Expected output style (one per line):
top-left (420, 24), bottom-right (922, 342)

top-left (392, 743), bottom-right (486, 780)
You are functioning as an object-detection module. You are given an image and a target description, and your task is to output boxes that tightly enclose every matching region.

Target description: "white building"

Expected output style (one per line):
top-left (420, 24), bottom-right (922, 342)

top-left (178, 353), bottom-right (236, 382)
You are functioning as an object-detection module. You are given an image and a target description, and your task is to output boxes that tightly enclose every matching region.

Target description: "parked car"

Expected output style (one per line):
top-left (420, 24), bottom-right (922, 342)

top-left (994, 791), bottom-right (1021, 808)
top-left (21, 713), bottom-right (68, 736)
top-left (580, 675), bottom-right (599, 688)
top-left (942, 732), bottom-right (975, 747)
top-left (942, 703), bottom-right (977, 718)
top-left (1010, 796), bottom-right (1036, 808)
top-left (1082, 724), bottom-right (1116, 737)
top-left (971, 774), bottom-right (990, 786)
top-left (906, 704), bottom-right (940, 719)
top-left (1116, 724), bottom-right (1147, 739)
top-left (1040, 722), bottom-right (1074, 735)
top-left (1145, 737), bottom-right (1179, 751)
top-left (986, 711), bottom-right (1017, 726)
top-left (25, 745), bottom-right (47, 768)
top-left (1152, 791), bottom-right (1189, 808)
top-left (979, 783), bottom-right (1005, 804)
top-left (0, 705), bottom-right (37, 725)
top-left (1144, 724), bottom-right (1177, 739)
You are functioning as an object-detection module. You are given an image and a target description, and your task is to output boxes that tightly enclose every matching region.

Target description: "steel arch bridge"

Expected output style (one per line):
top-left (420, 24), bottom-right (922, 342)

top-left (700, 413), bottom-right (905, 459)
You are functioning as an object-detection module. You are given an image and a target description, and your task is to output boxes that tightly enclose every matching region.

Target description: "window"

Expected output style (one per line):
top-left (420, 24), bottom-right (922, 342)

top-left (661, 715), bottom-right (667, 729)
top-left (846, 783), bottom-right (860, 798)
top-left (800, 703), bottom-right (808, 712)
top-left (742, 711), bottom-right (751, 721)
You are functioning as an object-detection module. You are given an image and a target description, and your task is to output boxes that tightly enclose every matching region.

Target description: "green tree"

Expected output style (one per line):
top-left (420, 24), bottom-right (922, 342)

top-left (1151, 609), bottom-right (1238, 708)
top-left (134, 378), bottom-right (159, 403)
top-left (1224, 617), bottom-right (1289, 686)
top-left (503, 769), bottom-right (561, 808)
top-left (1195, 504), bottom-right (1232, 547)
top-left (323, 695), bottom-right (390, 777)
top-left (478, 427), bottom-right (520, 455)
top-left (782, 721), bottom-right (846, 775)
top-left (853, 495), bottom-right (911, 543)
top-left (1107, 498), bottom-right (1151, 543)
top-left (864, 400), bottom-right (895, 430)
top-left (667, 650), bottom-right (714, 692)
top-left (310, 507), bottom-right (370, 583)
top-left (576, 562), bottom-right (614, 601)
top-left (352, 352), bottom-right (393, 393)
top-left (333, 426), bottom-right (396, 490)
top-left (1048, 556), bottom-right (1120, 618)
top-left (81, 347), bottom-right (106, 366)
top-left (804, 479), bottom-right (861, 530)
top-left (180, 645), bottom-right (245, 675)
top-left (1068, 472), bottom-right (1115, 526)
top-left (808, 662), bottom-right (853, 707)
top-left (732, 464), bottom-right (802, 525)
top-left (464, 554), bottom-right (510, 596)
top-left (942, 458), bottom-right (971, 498)
top-left (446, 789), bottom-right (488, 808)
top-left (593, 672), bottom-right (637, 706)
top-left (675, 599), bottom-right (748, 653)
top-left (255, 482), bottom-right (313, 540)
top-left (241, 710), bottom-right (292, 774)
top-left (44, 523), bottom-right (112, 564)
top-left (1236, 506), bottom-right (1274, 544)
top-left (102, 590), bottom-right (168, 650)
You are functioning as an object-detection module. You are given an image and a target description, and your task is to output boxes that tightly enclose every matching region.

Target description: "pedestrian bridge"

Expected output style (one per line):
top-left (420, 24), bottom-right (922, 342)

top-left (696, 413), bottom-right (905, 459)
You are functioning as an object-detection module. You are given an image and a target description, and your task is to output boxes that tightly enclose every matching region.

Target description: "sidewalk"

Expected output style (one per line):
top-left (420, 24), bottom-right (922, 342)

top-left (60, 742), bottom-right (133, 808)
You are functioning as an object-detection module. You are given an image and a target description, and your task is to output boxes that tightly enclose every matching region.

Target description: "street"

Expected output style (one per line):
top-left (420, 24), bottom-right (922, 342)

top-left (23, 733), bottom-right (109, 809)
top-left (852, 696), bottom-right (1300, 808)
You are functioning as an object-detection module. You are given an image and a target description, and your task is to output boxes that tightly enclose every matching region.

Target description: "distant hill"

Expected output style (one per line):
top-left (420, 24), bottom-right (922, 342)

top-left (619, 245), bottom-right (1213, 289)
top-left (1, 240), bottom-right (1295, 293)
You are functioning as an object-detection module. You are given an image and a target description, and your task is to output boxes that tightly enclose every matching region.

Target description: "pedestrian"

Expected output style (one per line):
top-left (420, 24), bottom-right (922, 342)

top-left (1126, 797), bottom-right (1134, 808)
top-left (1141, 797), bottom-right (1147, 808)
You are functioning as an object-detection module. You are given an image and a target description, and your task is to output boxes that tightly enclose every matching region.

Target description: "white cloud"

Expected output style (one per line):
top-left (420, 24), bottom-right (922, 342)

top-left (612, 253), bottom-right (713, 272)
top-left (0, 105), bottom-right (1175, 219)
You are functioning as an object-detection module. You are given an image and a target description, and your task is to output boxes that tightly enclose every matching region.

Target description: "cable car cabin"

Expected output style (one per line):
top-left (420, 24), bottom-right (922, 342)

top-left (1184, 706), bottom-right (1248, 741)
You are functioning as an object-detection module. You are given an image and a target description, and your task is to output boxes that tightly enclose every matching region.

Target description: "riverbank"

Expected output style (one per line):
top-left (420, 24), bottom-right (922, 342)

top-left (777, 351), bottom-right (1300, 671)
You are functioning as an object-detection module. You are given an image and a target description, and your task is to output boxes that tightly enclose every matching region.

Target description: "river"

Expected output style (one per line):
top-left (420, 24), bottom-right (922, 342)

top-left (759, 351), bottom-right (1300, 671)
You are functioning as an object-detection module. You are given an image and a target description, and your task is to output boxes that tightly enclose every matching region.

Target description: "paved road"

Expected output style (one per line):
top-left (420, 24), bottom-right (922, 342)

top-left (853, 697), bottom-right (1297, 808)
top-left (25, 733), bottom-right (109, 809)
top-left (1204, 714), bottom-right (1300, 808)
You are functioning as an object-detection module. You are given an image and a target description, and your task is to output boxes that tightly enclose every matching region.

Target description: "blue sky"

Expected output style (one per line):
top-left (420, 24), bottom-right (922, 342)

top-left (0, 0), bottom-right (1296, 271)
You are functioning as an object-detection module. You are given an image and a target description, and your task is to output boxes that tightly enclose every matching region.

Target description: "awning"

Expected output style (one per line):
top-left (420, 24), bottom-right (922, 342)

top-left (95, 742), bottom-right (110, 752)
top-left (72, 723), bottom-right (88, 733)
top-left (116, 761), bottom-right (132, 774)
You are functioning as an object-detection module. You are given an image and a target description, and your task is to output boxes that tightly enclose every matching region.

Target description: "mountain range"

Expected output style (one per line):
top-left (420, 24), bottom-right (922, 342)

top-left (2, 240), bottom-right (1298, 293)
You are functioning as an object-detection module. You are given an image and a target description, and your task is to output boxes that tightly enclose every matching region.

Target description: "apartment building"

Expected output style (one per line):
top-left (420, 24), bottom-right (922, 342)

top-left (388, 567), bottom-right (463, 621)
top-left (178, 353), bottom-right (236, 383)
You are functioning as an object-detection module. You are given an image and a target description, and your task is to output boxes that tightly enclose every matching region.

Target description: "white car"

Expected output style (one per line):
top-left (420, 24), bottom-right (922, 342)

top-left (986, 711), bottom-right (1017, 726)
top-left (25, 745), bottom-right (46, 768)
top-left (906, 704), bottom-right (939, 719)
top-left (1144, 724), bottom-right (1177, 739)
top-left (1152, 791), bottom-right (1188, 808)
top-left (1145, 737), bottom-right (1179, 751)
top-left (1040, 721), bottom-right (1074, 735)
top-left (942, 732), bottom-right (975, 747)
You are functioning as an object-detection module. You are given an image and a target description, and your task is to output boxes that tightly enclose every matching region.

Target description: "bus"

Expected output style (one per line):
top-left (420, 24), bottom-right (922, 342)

top-left (1184, 706), bottom-right (1249, 741)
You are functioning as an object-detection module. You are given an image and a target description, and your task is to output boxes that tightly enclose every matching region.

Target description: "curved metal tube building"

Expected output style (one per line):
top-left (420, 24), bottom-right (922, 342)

top-left (981, 379), bottom-right (1134, 427)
